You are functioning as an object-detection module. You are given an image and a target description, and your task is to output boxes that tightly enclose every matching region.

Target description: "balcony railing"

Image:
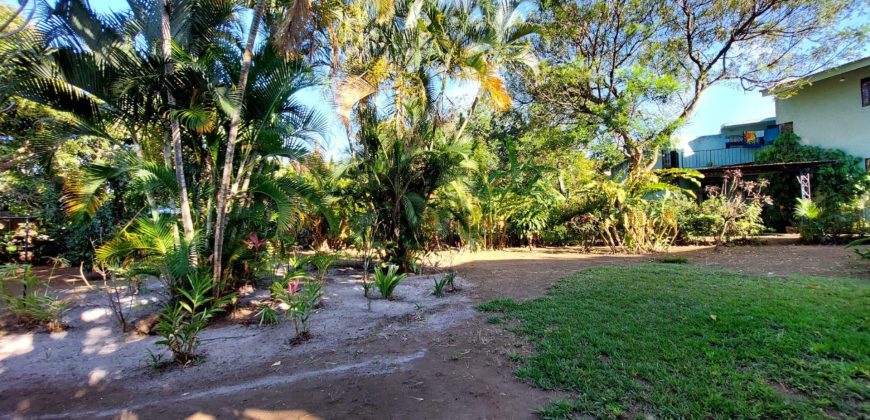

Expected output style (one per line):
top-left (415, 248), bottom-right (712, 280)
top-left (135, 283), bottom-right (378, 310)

top-left (678, 146), bottom-right (769, 169)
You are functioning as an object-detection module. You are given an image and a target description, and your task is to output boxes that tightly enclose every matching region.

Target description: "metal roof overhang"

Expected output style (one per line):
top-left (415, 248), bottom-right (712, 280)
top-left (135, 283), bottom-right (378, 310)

top-left (694, 160), bottom-right (837, 178)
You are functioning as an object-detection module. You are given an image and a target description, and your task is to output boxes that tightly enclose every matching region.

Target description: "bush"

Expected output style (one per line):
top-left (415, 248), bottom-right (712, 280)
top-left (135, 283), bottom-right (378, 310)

top-left (792, 198), bottom-right (868, 243)
top-left (755, 133), bottom-right (870, 231)
top-left (679, 170), bottom-right (769, 245)
top-left (155, 272), bottom-right (233, 364)
top-left (794, 198), bottom-right (823, 242)
top-left (0, 264), bottom-right (68, 331)
top-left (566, 214), bottom-right (599, 251)
top-left (273, 277), bottom-right (321, 341)
top-left (374, 264), bottom-right (407, 300)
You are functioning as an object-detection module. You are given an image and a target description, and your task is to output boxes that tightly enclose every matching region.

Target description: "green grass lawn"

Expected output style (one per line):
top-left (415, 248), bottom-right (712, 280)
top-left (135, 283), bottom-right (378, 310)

top-left (480, 264), bottom-right (870, 418)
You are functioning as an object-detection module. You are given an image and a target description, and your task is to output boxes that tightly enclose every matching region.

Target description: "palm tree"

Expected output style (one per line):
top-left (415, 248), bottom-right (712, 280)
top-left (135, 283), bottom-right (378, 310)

top-left (13, 1), bottom-right (324, 290)
top-left (15, 0), bottom-right (169, 220)
top-left (160, 0), bottom-right (195, 245)
top-left (353, 98), bottom-right (475, 268)
top-left (451, 0), bottom-right (539, 138)
top-left (212, 0), bottom-right (266, 285)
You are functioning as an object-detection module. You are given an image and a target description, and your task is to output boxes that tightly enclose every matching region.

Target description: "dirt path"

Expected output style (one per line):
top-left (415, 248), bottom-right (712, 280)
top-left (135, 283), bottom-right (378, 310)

top-left (2, 242), bottom-right (867, 420)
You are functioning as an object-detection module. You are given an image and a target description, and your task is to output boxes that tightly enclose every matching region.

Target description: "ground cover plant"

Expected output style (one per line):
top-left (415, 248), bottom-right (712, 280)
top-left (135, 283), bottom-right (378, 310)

top-left (480, 264), bottom-right (870, 418)
top-left (0, 264), bottom-right (68, 331)
top-left (847, 237), bottom-right (870, 260)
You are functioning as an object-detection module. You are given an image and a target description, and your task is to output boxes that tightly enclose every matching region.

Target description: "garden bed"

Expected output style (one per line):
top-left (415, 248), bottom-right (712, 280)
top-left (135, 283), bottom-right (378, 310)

top-left (0, 269), bottom-right (474, 418)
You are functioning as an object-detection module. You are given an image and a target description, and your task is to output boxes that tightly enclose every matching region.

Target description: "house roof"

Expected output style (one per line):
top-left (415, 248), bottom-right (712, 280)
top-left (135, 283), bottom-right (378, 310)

top-left (695, 160), bottom-right (837, 176)
top-left (720, 117), bottom-right (777, 132)
top-left (762, 56), bottom-right (870, 96)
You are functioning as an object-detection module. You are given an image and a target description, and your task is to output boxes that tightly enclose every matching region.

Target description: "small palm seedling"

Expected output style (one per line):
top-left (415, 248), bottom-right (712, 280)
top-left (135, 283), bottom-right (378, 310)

top-left (287, 255), bottom-right (308, 271)
top-left (432, 275), bottom-right (449, 297)
top-left (444, 271), bottom-right (458, 292)
top-left (374, 265), bottom-right (407, 300)
top-left (309, 252), bottom-right (335, 284)
top-left (155, 272), bottom-right (234, 365)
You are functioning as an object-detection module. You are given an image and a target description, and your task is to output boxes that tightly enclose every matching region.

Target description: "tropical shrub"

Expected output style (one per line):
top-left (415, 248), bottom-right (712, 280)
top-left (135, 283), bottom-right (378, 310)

top-left (273, 277), bottom-right (321, 341)
top-left (155, 272), bottom-right (234, 365)
top-left (755, 133), bottom-right (870, 231)
top-left (96, 217), bottom-right (200, 297)
top-left (698, 170), bottom-right (770, 245)
top-left (590, 169), bottom-right (701, 253)
top-left (353, 102), bottom-right (475, 269)
top-left (374, 265), bottom-right (407, 300)
top-left (565, 214), bottom-right (599, 251)
top-left (271, 268), bottom-right (307, 301)
top-left (0, 264), bottom-right (68, 331)
top-left (794, 198), bottom-right (824, 242)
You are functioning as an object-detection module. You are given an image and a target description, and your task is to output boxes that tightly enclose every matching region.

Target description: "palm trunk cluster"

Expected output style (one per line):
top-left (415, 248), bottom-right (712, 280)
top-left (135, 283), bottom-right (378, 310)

top-left (212, 0), bottom-right (266, 288)
top-left (160, 1), bottom-right (196, 252)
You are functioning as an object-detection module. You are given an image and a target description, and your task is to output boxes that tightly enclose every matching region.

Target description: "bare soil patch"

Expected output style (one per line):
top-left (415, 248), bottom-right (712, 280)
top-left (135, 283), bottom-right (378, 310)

top-left (2, 240), bottom-right (866, 419)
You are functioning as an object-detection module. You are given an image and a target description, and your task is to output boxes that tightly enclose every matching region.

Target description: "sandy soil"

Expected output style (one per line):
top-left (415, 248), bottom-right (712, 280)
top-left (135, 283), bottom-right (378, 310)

top-left (1, 239), bottom-right (867, 420)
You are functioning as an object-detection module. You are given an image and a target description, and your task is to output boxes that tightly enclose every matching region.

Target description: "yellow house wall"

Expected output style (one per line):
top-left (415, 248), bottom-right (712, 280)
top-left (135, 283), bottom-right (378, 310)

top-left (775, 65), bottom-right (870, 164)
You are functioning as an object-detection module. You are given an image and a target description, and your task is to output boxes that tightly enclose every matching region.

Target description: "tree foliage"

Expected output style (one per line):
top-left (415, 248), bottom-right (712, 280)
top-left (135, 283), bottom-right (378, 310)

top-left (526, 0), bottom-right (867, 172)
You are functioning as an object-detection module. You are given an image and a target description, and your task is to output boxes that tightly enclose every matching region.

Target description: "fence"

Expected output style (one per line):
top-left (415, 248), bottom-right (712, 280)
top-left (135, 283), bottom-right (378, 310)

top-left (679, 146), bottom-right (768, 169)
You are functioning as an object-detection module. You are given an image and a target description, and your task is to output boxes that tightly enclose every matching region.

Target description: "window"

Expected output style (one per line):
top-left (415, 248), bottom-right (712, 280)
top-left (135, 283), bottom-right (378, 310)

top-left (781, 122), bottom-right (794, 134)
top-left (863, 77), bottom-right (870, 107)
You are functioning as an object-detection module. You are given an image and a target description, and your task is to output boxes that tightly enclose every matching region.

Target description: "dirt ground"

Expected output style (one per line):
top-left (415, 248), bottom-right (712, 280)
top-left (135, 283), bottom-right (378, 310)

top-left (2, 238), bottom-right (868, 420)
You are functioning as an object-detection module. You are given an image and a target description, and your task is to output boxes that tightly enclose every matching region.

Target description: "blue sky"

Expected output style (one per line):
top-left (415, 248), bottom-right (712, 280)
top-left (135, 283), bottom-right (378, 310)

top-left (675, 84), bottom-right (774, 147)
top-left (5, 0), bottom-right (867, 159)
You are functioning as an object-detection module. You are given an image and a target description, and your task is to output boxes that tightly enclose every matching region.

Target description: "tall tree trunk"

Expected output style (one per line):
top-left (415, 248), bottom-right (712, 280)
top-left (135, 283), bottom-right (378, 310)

top-left (212, 0), bottom-right (266, 287)
top-left (160, 1), bottom-right (196, 249)
top-left (455, 93), bottom-right (479, 140)
top-left (163, 133), bottom-right (180, 244)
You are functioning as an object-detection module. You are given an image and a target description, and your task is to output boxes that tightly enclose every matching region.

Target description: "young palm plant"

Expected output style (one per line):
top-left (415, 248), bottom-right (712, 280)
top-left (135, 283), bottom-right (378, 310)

top-left (155, 270), bottom-right (233, 364)
top-left (374, 264), bottom-right (408, 300)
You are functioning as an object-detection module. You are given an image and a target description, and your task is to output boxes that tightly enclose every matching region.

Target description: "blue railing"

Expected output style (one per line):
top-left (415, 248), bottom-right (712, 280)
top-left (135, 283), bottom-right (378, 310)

top-left (679, 146), bottom-right (768, 169)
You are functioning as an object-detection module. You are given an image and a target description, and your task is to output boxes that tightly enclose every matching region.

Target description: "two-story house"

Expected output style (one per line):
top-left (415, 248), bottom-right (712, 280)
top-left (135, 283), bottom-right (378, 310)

top-left (661, 56), bottom-right (870, 171)
top-left (764, 56), bottom-right (870, 169)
